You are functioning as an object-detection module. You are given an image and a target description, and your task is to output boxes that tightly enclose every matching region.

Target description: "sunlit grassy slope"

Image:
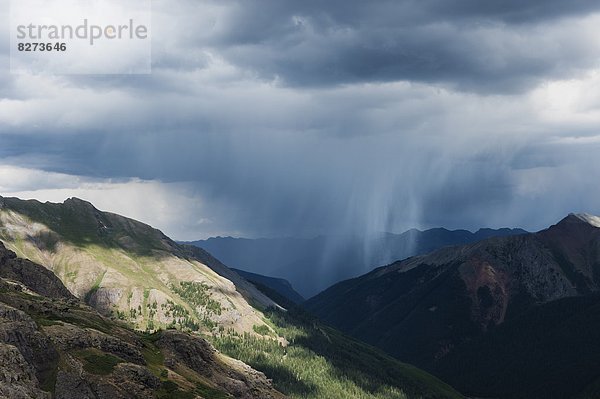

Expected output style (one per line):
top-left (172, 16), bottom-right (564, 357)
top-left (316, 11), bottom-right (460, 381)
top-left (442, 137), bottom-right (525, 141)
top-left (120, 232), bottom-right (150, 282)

top-left (0, 196), bottom-right (276, 335)
top-left (210, 306), bottom-right (464, 399)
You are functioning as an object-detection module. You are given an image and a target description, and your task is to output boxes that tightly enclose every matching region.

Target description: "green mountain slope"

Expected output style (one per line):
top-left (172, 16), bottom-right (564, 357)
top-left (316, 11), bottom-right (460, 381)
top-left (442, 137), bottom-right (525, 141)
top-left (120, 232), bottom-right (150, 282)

top-left (0, 196), bottom-right (276, 335)
top-left (0, 195), bottom-right (464, 399)
top-left (0, 241), bottom-right (285, 399)
top-left (212, 306), bottom-right (463, 399)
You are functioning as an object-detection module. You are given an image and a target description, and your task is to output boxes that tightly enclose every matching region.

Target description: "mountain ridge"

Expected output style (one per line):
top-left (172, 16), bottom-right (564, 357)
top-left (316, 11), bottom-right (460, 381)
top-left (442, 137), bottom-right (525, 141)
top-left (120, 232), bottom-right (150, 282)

top-left (0, 195), bottom-right (277, 335)
top-left (231, 268), bottom-right (305, 304)
top-left (188, 226), bottom-right (528, 297)
top-left (305, 213), bottom-right (600, 398)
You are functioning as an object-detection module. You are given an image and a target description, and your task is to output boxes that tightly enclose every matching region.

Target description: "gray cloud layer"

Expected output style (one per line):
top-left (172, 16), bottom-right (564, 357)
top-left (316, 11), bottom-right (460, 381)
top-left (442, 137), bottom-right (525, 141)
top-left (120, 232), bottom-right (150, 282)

top-left (205, 0), bottom-right (600, 91)
top-left (1, 0), bottom-right (600, 239)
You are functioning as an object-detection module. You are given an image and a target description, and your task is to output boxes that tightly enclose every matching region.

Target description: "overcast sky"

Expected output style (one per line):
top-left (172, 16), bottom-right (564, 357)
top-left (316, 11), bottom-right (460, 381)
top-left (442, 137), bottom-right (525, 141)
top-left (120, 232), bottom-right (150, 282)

top-left (2, 0), bottom-right (600, 240)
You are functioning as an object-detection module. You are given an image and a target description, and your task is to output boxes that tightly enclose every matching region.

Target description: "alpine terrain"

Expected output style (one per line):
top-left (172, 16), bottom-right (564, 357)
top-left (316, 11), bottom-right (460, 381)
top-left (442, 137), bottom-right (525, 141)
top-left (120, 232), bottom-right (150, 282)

top-left (0, 195), bottom-right (463, 399)
top-left (306, 214), bottom-right (600, 399)
top-left (0, 240), bottom-right (285, 398)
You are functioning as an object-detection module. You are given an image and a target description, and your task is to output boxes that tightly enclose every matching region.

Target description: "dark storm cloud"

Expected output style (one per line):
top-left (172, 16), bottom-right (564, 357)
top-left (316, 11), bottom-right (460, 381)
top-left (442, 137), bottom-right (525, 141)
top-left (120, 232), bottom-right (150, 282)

top-left (2, 0), bottom-right (600, 239)
top-left (202, 0), bottom-right (600, 92)
top-left (420, 0), bottom-right (600, 22)
top-left (0, 114), bottom-right (571, 236)
top-left (211, 0), bottom-right (600, 40)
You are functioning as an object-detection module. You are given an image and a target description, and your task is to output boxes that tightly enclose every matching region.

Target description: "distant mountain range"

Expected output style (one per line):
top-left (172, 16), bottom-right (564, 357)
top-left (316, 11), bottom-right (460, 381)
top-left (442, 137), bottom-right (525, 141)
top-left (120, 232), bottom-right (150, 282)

top-left (187, 227), bottom-right (528, 298)
top-left (305, 214), bottom-right (600, 399)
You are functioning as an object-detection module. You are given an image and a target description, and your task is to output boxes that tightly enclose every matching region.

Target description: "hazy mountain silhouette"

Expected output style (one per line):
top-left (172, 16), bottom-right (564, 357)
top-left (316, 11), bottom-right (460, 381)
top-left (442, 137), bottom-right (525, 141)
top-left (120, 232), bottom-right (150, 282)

top-left (188, 227), bottom-right (527, 297)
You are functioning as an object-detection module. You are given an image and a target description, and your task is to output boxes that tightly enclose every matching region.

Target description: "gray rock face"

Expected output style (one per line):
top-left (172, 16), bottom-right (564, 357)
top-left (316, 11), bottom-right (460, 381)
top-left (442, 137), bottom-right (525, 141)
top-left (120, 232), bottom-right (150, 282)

top-left (0, 343), bottom-right (50, 399)
top-left (158, 330), bottom-right (284, 399)
top-left (54, 364), bottom-right (161, 399)
top-left (87, 287), bottom-right (125, 313)
top-left (54, 370), bottom-right (96, 399)
top-left (45, 323), bottom-right (145, 364)
top-left (0, 303), bottom-right (59, 389)
top-left (111, 363), bottom-right (161, 396)
top-left (158, 330), bottom-right (215, 376)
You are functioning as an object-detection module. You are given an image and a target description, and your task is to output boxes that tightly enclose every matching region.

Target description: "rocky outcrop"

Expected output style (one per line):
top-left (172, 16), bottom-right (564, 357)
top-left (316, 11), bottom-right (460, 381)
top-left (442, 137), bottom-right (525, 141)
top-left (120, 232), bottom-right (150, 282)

top-left (111, 363), bottom-right (161, 396)
top-left (158, 330), bottom-right (285, 399)
top-left (0, 302), bottom-right (60, 390)
top-left (158, 330), bottom-right (216, 376)
top-left (0, 241), bottom-right (75, 300)
top-left (0, 343), bottom-right (50, 399)
top-left (44, 323), bottom-right (145, 364)
top-left (53, 370), bottom-right (96, 399)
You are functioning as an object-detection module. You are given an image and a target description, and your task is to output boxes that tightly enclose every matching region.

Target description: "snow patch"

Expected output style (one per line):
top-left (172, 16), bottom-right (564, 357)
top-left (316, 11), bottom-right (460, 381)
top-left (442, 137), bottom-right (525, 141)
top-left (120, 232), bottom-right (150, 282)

top-left (574, 213), bottom-right (600, 228)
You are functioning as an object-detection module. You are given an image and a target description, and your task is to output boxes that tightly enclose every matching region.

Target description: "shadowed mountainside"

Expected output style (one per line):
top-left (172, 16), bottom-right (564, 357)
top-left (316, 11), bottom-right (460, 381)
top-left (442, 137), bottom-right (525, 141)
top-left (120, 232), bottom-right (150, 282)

top-left (305, 214), bottom-right (600, 399)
